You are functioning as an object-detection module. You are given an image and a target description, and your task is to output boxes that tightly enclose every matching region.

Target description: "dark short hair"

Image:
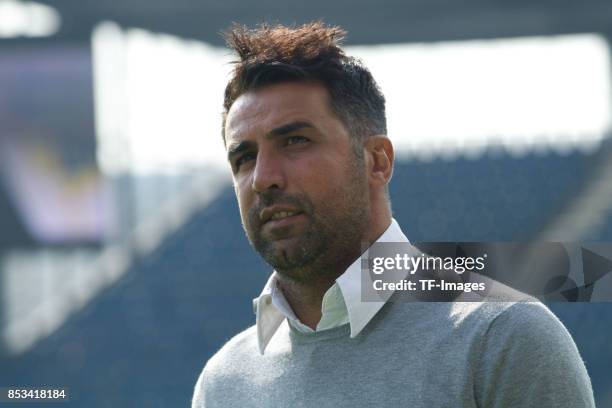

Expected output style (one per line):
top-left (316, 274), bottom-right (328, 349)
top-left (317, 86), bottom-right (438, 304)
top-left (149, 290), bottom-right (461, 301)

top-left (222, 22), bottom-right (387, 145)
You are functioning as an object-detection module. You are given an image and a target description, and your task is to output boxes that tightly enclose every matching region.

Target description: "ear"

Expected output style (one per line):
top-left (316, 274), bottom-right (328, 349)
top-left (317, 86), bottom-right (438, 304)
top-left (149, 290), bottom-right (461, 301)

top-left (364, 135), bottom-right (394, 188)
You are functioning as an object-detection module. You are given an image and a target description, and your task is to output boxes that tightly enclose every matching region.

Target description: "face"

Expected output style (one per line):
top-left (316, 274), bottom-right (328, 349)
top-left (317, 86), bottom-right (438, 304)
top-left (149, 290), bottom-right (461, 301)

top-left (225, 81), bottom-right (371, 281)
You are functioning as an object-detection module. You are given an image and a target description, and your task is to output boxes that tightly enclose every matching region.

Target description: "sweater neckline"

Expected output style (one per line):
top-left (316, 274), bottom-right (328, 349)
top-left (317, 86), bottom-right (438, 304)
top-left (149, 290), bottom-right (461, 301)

top-left (288, 320), bottom-right (352, 343)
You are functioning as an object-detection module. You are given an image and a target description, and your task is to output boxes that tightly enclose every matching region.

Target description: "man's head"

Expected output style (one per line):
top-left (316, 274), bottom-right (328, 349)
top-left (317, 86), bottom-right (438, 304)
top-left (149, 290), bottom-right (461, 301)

top-left (222, 22), bottom-right (386, 148)
top-left (222, 22), bottom-right (394, 283)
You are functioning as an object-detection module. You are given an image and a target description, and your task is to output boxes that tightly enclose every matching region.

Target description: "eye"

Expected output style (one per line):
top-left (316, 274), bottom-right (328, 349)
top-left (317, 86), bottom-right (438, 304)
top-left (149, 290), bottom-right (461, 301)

top-left (234, 153), bottom-right (255, 170)
top-left (285, 135), bottom-right (309, 146)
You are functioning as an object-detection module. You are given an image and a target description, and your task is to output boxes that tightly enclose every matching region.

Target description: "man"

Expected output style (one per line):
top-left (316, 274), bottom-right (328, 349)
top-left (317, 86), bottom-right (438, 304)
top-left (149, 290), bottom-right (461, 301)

top-left (193, 22), bottom-right (595, 407)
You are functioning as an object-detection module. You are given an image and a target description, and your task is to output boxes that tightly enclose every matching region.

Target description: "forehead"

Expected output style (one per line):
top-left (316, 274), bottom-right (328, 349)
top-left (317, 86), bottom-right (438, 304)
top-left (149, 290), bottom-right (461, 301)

top-left (225, 81), bottom-right (335, 142)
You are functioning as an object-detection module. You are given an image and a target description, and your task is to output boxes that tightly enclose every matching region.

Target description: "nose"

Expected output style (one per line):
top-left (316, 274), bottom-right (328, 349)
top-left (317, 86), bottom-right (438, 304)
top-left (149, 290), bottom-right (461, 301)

top-left (252, 148), bottom-right (286, 193)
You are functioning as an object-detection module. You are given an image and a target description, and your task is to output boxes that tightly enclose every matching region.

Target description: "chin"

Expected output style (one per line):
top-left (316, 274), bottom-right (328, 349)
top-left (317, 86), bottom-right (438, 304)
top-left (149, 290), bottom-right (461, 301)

top-left (262, 238), bottom-right (313, 270)
top-left (270, 237), bottom-right (302, 259)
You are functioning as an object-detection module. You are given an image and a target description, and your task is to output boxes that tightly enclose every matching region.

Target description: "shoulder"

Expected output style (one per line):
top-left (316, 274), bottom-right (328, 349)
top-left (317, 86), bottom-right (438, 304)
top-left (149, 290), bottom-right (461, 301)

top-left (451, 300), bottom-right (579, 358)
top-left (202, 325), bottom-right (259, 375)
top-left (198, 325), bottom-right (260, 381)
top-left (429, 296), bottom-right (538, 334)
top-left (483, 301), bottom-right (576, 350)
top-left (474, 301), bottom-right (595, 407)
top-left (192, 325), bottom-right (259, 407)
top-left (443, 274), bottom-right (548, 333)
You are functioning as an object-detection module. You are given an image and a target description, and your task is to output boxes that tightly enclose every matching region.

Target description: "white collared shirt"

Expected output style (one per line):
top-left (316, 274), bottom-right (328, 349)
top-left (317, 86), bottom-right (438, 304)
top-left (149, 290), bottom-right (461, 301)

top-left (253, 218), bottom-right (409, 354)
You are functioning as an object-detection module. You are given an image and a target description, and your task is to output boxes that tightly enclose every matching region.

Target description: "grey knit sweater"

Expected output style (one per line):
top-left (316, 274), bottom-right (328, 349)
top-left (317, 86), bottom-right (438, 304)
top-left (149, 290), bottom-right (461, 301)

top-left (192, 301), bottom-right (595, 407)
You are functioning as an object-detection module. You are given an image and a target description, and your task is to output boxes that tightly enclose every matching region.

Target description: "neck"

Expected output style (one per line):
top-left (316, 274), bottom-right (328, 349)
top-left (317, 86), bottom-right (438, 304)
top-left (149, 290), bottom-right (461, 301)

top-left (277, 212), bottom-right (392, 330)
top-left (276, 275), bottom-right (333, 329)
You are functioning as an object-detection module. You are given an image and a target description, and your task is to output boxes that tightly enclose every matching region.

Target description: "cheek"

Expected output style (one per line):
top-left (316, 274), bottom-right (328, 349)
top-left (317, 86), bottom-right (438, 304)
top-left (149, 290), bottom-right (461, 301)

top-left (291, 156), bottom-right (348, 197)
top-left (234, 180), bottom-right (253, 221)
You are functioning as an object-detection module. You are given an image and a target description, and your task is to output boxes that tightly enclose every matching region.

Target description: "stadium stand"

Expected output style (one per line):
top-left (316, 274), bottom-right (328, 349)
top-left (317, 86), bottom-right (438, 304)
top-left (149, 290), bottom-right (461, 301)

top-left (1, 149), bottom-right (611, 407)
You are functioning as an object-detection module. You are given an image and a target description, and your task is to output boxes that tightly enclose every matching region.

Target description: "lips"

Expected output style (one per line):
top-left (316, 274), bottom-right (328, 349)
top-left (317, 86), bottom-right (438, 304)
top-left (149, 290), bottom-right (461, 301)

top-left (260, 206), bottom-right (303, 224)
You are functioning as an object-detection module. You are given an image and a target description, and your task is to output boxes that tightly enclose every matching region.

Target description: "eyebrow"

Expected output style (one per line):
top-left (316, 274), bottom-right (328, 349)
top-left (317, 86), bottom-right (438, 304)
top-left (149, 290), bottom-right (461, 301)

top-left (268, 121), bottom-right (313, 137)
top-left (226, 121), bottom-right (314, 162)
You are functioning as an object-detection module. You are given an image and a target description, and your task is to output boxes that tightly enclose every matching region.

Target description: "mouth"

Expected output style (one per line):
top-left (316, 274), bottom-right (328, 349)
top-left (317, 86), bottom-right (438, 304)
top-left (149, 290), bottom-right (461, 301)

top-left (264, 213), bottom-right (306, 235)
top-left (269, 210), bottom-right (301, 221)
top-left (260, 206), bottom-right (306, 230)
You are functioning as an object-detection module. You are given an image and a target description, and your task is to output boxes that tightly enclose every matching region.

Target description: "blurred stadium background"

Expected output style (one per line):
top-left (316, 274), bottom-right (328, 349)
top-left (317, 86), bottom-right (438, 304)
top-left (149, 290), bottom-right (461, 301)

top-left (1, 0), bottom-right (612, 406)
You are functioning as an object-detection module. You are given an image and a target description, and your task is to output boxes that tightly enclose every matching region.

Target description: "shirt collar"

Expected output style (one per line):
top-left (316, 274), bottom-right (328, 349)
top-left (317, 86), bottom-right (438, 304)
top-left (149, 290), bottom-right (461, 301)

top-left (254, 218), bottom-right (410, 354)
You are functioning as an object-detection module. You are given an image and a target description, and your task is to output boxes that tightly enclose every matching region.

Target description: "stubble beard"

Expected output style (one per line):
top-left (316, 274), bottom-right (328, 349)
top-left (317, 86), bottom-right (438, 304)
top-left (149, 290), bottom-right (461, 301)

top-left (243, 156), bottom-right (370, 284)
